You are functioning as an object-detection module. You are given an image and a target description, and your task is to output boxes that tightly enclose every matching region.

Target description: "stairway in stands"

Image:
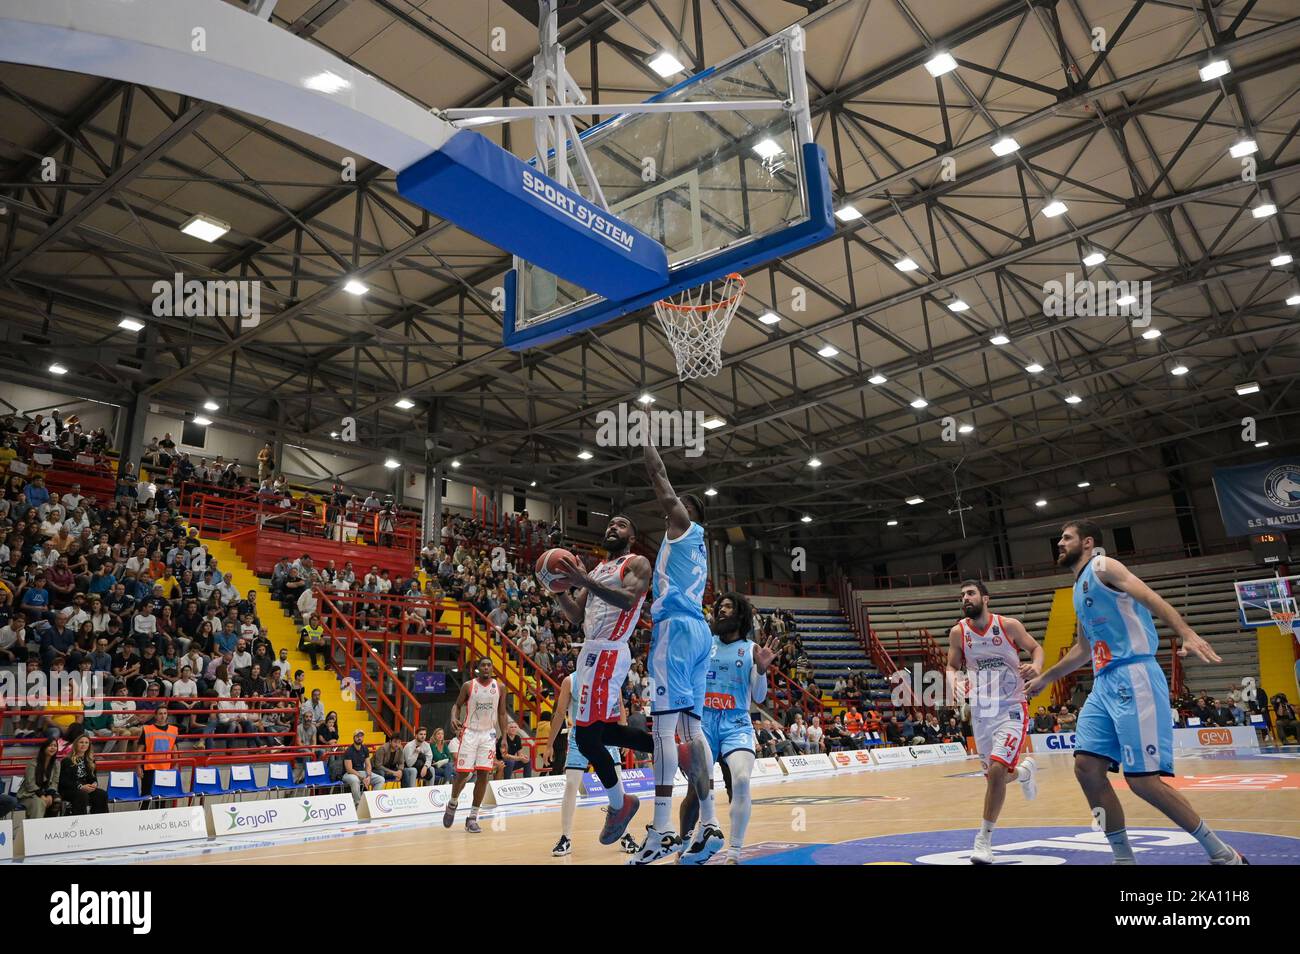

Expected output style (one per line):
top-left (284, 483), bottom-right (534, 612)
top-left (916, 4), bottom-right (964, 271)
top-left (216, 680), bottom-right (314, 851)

top-left (758, 603), bottom-right (891, 713)
top-left (202, 535), bottom-right (379, 742)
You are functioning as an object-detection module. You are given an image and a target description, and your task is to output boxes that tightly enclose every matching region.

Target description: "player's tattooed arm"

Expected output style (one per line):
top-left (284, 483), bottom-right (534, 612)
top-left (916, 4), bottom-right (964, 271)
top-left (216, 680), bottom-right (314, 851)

top-left (554, 588), bottom-right (588, 625)
top-left (1006, 617), bottom-right (1045, 681)
top-left (643, 441), bottom-right (691, 537)
top-left (1094, 558), bottom-right (1222, 663)
top-left (557, 554), bottom-right (651, 611)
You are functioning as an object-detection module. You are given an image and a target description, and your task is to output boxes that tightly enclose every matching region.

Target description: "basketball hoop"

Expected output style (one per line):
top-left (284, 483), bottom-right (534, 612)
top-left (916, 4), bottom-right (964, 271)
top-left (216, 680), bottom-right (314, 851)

top-left (654, 273), bottom-right (745, 380)
top-left (1269, 607), bottom-right (1299, 644)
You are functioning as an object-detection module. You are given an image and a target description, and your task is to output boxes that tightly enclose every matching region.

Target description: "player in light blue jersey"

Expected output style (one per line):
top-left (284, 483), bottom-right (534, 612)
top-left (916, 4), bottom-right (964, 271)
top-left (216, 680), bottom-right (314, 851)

top-left (1029, 519), bottom-right (1247, 865)
top-left (676, 592), bottom-right (776, 865)
top-left (629, 439), bottom-right (714, 865)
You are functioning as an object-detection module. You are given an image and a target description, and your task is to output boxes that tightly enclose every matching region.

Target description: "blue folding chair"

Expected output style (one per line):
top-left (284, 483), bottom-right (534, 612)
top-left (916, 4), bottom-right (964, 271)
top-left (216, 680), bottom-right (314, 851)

top-left (227, 764), bottom-right (264, 797)
top-left (147, 769), bottom-right (187, 802)
top-left (303, 759), bottom-right (339, 793)
top-left (190, 765), bottom-right (230, 808)
top-left (107, 770), bottom-right (145, 803)
top-left (266, 762), bottom-right (297, 792)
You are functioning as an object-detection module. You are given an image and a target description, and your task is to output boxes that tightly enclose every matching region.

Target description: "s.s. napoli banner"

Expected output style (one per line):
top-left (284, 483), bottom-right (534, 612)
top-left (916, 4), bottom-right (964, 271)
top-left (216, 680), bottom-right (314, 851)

top-left (1213, 458), bottom-right (1300, 534)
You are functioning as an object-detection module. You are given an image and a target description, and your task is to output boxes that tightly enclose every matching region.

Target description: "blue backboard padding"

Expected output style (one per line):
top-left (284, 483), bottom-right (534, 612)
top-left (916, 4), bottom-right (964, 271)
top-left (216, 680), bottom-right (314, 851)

top-left (503, 142), bottom-right (835, 351)
top-left (397, 129), bottom-right (668, 301)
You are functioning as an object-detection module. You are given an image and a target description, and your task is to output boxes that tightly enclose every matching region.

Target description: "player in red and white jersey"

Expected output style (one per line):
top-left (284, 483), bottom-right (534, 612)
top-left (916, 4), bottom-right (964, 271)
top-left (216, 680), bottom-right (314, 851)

top-left (551, 515), bottom-right (654, 847)
top-left (946, 579), bottom-right (1045, 864)
top-left (442, 656), bottom-right (508, 833)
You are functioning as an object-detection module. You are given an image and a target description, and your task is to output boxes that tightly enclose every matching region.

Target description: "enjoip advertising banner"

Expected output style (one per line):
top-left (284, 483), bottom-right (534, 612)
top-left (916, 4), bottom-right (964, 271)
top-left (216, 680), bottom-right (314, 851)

top-left (1212, 458), bottom-right (1300, 535)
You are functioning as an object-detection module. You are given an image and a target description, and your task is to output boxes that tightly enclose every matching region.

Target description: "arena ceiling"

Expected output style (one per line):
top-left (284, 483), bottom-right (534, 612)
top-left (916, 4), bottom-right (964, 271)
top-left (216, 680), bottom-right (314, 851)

top-left (1, 0), bottom-right (1298, 567)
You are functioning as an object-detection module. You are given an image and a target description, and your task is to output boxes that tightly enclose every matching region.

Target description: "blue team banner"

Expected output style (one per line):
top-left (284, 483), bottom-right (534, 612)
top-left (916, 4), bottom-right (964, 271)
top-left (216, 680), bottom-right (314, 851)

top-left (582, 767), bottom-right (655, 797)
top-left (412, 671), bottom-right (446, 694)
top-left (1212, 458), bottom-right (1300, 535)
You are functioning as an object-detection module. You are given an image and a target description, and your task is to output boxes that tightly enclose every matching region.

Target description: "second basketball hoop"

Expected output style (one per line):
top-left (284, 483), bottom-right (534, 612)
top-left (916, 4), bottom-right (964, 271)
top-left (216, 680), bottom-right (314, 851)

top-left (654, 273), bottom-right (745, 380)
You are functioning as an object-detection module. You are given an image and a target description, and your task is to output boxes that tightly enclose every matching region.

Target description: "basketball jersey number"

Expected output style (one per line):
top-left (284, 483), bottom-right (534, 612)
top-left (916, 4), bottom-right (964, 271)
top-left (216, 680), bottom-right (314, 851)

top-left (687, 563), bottom-right (707, 604)
top-left (1092, 640), bottom-right (1112, 671)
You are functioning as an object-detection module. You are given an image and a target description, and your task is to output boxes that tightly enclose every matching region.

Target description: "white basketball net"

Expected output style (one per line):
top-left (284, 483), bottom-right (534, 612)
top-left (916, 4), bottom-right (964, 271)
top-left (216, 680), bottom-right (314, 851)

top-left (653, 273), bottom-right (745, 380)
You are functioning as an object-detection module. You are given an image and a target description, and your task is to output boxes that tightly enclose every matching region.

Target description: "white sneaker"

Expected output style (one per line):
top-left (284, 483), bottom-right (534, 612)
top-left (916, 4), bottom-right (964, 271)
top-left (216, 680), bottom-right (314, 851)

top-left (1018, 758), bottom-right (1038, 801)
top-left (551, 835), bottom-right (572, 857)
top-left (678, 823), bottom-right (724, 865)
top-left (970, 840), bottom-right (994, 865)
top-left (627, 827), bottom-right (681, 865)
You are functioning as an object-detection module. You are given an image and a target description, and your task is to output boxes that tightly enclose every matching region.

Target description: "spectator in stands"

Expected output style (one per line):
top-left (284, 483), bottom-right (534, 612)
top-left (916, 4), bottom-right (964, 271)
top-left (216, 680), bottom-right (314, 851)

top-left (498, 721), bottom-right (532, 779)
top-left (316, 710), bottom-right (340, 752)
top-left (767, 719), bottom-right (797, 757)
top-left (298, 688), bottom-right (324, 747)
top-left (300, 613), bottom-right (327, 670)
top-left (19, 736), bottom-right (62, 818)
top-left (884, 714), bottom-right (905, 746)
top-left (341, 729), bottom-right (384, 804)
top-left (788, 713), bottom-right (810, 753)
top-left (1274, 696), bottom-right (1300, 744)
top-left (844, 705), bottom-right (865, 747)
top-left (402, 726), bottom-right (436, 787)
top-left (430, 727), bottom-right (455, 784)
top-left (59, 733), bottom-right (109, 815)
top-left (210, 682), bottom-right (254, 749)
top-left (806, 716), bottom-right (825, 754)
top-left (216, 572), bottom-right (239, 607)
top-left (755, 719), bottom-right (775, 758)
top-left (1033, 705), bottom-right (1055, 733)
top-left (1056, 705), bottom-right (1076, 732)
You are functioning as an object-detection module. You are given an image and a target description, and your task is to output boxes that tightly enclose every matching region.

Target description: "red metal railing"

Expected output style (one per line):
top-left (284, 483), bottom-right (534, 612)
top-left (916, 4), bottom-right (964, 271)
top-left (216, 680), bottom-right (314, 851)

top-left (765, 664), bottom-right (825, 721)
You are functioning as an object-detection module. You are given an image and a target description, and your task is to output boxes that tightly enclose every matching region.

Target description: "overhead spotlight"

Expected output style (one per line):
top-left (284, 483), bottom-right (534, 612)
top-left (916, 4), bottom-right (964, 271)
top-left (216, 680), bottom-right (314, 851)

top-left (179, 213), bottom-right (230, 243)
top-left (868, 373), bottom-right (888, 385)
top-left (1199, 59), bottom-right (1231, 82)
top-left (1077, 481), bottom-right (1091, 489)
top-left (304, 71), bottom-right (351, 94)
top-left (1270, 253), bottom-right (1293, 267)
top-left (958, 423), bottom-right (974, 434)
top-left (450, 459), bottom-right (461, 469)
top-left (752, 138), bottom-right (784, 160)
top-left (704, 487), bottom-right (718, 497)
top-left (48, 363), bottom-right (68, 375)
top-left (1235, 382), bottom-right (1260, 396)
top-left (947, 299), bottom-right (969, 312)
top-left (1116, 293), bottom-right (1138, 307)
top-left (910, 397), bottom-right (928, 409)
top-left (329, 431), bottom-right (339, 439)
top-left (1229, 138), bottom-right (1258, 158)
top-left (808, 456), bottom-right (823, 469)
top-left (383, 458), bottom-right (400, 469)
top-left (990, 136), bottom-right (1019, 157)
top-left (394, 398), bottom-right (415, 410)
top-left (577, 450), bottom-right (593, 460)
top-left (701, 417), bottom-right (726, 430)
top-left (925, 52), bottom-right (958, 77)
top-left (118, 317), bottom-right (145, 332)
top-left (1254, 440), bottom-right (1270, 449)
top-left (529, 480), bottom-right (537, 487)
top-left (894, 257), bottom-right (919, 272)
top-left (1170, 363), bottom-right (1189, 376)
top-left (1288, 294), bottom-right (1300, 306)
top-left (1025, 362), bottom-right (1044, 374)
top-left (1064, 394), bottom-right (1083, 405)
top-left (648, 51), bottom-right (685, 77)
top-left (1082, 251), bottom-right (1106, 267)
top-left (1141, 328), bottom-right (1161, 340)
top-left (905, 495), bottom-right (924, 506)
top-left (886, 519), bottom-right (899, 527)
top-left (343, 278), bottom-right (369, 295)
top-left (989, 334), bottom-right (1010, 346)
top-left (1041, 199), bottom-right (1068, 218)
top-left (817, 344), bottom-right (839, 358)
top-left (758, 311), bottom-right (781, 325)
top-left (193, 416), bottom-right (212, 427)
top-left (801, 515), bottom-right (813, 524)
top-left (203, 400), bottom-right (219, 412)
top-left (637, 392), bottom-right (656, 405)
top-left (1252, 202), bottom-right (1277, 219)
top-left (834, 205), bottom-right (863, 222)
top-left (1035, 499), bottom-right (1048, 508)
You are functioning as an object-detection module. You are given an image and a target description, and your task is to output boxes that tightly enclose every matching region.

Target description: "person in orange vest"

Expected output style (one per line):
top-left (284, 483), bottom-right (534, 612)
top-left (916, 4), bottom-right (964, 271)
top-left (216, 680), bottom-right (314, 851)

top-left (140, 705), bottom-right (178, 799)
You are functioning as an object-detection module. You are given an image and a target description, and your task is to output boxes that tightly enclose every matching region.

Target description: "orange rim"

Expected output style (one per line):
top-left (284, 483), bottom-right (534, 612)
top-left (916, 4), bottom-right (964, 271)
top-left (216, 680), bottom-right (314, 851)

top-left (654, 273), bottom-right (745, 312)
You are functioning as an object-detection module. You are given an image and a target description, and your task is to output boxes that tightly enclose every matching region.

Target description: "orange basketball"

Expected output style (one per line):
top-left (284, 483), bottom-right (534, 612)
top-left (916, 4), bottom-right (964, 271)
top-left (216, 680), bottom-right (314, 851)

top-left (535, 547), bottom-right (576, 592)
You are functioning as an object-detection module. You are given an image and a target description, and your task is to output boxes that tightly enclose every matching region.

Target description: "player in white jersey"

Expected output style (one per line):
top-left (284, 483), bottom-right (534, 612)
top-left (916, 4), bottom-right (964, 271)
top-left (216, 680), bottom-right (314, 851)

top-left (543, 671), bottom-right (641, 857)
top-left (442, 656), bottom-right (508, 833)
top-left (1029, 519), bottom-right (1245, 865)
top-left (550, 515), bottom-right (655, 847)
top-left (946, 579), bottom-right (1044, 864)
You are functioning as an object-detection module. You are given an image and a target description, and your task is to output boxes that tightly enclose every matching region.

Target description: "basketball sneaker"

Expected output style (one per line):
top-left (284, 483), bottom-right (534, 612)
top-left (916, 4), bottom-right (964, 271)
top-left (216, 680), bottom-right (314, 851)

top-left (970, 840), bottom-right (994, 865)
top-left (678, 823), bottom-right (724, 865)
top-left (441, 800), bottom-right (457, 828)
top-left (1210, 849), bottom-right (1249, 865)
top-left (619, 834), bottom-right (639, 854)
top-left (465, 816), bottom-right (481, 833)
top-left (1018, 757), bottom-right (1038, 801)
top-left (627, 826), bottom-right (682, 865)
top-left (598, 792), bottom-right (639, 845)
top-left (552, 835), bottom-right (572, 857)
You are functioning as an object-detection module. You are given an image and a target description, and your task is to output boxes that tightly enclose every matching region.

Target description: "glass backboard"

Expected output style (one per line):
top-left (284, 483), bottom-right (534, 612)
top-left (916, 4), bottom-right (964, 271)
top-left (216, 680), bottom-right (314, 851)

top-left (503, 25), bottom-right (833, 351)
top-left (1234, 575), bottom-right (1300, 628)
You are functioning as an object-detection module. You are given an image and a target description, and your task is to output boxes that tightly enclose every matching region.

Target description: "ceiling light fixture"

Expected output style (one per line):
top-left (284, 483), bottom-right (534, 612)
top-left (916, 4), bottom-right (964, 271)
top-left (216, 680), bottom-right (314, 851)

top-left (179, 213), bottom-right (230, 243)
top-left (925, 52), bottom-right (958, 77)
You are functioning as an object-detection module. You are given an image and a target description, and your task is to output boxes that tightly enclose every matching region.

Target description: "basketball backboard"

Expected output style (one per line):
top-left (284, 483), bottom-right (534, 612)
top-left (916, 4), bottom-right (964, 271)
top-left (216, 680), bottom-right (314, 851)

top-left (502, 26), bottom-right (834, 351)
top-left (1234, 575), bottom-right (1300, 628)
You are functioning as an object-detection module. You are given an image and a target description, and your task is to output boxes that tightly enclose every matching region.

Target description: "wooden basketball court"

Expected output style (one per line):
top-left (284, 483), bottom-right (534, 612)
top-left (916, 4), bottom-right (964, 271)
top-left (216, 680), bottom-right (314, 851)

top-left (145, 750), bottom-right (1300, 866)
